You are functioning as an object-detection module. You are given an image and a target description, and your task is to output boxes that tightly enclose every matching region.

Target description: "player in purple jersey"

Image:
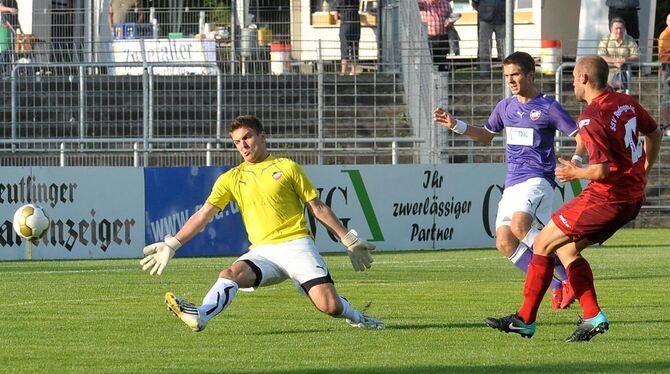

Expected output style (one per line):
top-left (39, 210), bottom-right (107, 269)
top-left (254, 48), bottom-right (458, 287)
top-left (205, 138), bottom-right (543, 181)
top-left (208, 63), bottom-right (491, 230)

top-left (434, 52), bottom-right (585, 309)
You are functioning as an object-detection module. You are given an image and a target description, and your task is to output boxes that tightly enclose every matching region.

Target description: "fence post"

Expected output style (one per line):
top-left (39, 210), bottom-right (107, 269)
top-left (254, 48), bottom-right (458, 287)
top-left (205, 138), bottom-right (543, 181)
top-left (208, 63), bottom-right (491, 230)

top-left (10, 66), bottom-right (17, 153)
top-left (60, 142), bottom-right (66, 167)
top-left (216, 68), bottom-right (222, 145)
top-left (206, 142), bottom-right (212, 166)
top-left (317, 39), bottom-right (324, 165)
top-left (79, 65), bottom-right (86, 150)
top-left (392, 140), bottom-right (397, 165)
top-left (143, 67), bottom-right (151, 166)
top-left (133, 142), bottom-right (140, 167)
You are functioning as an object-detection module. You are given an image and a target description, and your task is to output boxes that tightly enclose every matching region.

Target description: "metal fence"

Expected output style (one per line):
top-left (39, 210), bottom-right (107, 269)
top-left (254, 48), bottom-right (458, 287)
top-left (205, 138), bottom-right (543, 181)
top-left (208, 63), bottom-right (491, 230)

top-left (1, 1), bottom-right (668, 223)
top-left (0, 42), bottom-right (419, 166)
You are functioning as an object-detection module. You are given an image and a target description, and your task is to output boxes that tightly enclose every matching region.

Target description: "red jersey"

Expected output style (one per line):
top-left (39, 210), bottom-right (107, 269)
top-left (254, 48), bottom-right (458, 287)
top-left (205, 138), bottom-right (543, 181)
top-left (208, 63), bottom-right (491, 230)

top-left (577, 91), bottom-right (658, 201)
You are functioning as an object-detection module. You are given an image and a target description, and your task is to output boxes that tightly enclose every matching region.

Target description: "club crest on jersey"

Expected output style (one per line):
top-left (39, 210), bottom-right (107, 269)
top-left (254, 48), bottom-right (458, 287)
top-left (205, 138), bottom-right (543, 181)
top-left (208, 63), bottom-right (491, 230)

top-left (530, 109), bottom-right (541, 121)
top-left (272, 171), bottom-right (283, 180)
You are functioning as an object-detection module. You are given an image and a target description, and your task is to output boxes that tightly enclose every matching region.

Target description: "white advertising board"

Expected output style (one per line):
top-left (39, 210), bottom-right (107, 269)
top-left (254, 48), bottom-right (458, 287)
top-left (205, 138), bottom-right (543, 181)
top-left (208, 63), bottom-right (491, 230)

top-left (304, 164), bottom-right (585, 251)
top-left (111, 38), bottom-right (218, 76)
top-left (0, 167), bottom-right (145, 260)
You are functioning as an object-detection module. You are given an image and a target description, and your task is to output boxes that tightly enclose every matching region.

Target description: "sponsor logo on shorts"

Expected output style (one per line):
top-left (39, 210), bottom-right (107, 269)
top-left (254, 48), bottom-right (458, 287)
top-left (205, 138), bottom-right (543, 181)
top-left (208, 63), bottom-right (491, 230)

top-left (558, 214), bottom-right (571, 228)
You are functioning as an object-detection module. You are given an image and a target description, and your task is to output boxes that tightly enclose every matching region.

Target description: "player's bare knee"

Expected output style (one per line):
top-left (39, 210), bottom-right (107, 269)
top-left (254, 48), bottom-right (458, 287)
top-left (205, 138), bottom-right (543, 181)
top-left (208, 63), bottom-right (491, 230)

top-left (496, 236), bottom-right (516, 257)
top-left (308, 284), bottom-right (342, 316)
top-left (315, 298), bottom-right (341, 316)
top-left (509, 223), bottom-right (528, 241)
top-left (219, 263), bottom-right (255, 287)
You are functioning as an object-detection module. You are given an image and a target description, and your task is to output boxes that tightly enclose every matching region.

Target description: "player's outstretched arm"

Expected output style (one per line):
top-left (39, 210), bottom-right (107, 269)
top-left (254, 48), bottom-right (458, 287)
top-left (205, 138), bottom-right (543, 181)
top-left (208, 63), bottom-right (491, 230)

top-left (305, 198), bottom-right (375, 272)
top-left (433, 107), bottom-right (495, 144)
top-left (140, 202), bottom-right (220, 276)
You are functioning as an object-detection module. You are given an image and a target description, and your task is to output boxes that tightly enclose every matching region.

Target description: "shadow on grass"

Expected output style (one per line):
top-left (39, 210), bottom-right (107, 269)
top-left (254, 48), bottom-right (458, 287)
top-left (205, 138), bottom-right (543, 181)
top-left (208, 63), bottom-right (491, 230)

top-left (188, 361), bottom-right (670, 374)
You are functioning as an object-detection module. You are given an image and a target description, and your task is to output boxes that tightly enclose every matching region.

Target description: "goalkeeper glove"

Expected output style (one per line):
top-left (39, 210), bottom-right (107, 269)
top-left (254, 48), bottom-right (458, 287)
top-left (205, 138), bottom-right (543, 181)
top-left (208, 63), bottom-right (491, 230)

top-left (139, 235), bottom-right (182, 276)
top-left (341, 229), bottom-right (375, 272)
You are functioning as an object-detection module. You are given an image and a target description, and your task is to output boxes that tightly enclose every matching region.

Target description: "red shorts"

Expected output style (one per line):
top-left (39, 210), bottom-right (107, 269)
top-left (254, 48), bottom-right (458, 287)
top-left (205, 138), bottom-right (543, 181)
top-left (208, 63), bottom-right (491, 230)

top-left (551, 188), bottom-right (643, 244)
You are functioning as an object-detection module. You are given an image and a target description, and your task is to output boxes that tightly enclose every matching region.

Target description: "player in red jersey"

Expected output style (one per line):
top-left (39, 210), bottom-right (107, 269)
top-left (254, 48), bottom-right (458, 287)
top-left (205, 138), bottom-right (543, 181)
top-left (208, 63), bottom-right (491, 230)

top-left (485, 55), bottom-right (663, 342)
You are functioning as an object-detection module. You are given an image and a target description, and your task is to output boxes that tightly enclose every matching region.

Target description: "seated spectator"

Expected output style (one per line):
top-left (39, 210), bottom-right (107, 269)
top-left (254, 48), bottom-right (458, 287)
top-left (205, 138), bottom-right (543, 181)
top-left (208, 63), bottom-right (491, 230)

top-left (597, 17), bottom-right (638, 91)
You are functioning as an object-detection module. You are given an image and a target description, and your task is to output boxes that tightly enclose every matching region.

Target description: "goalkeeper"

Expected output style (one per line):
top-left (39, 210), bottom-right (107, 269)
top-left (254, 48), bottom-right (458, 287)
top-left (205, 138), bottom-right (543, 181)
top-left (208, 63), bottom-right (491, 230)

top-left (140, 115), bottom-right (383, 332)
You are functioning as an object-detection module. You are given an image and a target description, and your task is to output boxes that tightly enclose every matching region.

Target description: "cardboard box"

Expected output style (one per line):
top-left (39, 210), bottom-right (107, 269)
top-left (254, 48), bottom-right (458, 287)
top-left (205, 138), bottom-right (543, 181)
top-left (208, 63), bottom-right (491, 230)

top-left (311, 12), bottom-right (335, 26)
top-left (361, 12), bottom-right (376, 26)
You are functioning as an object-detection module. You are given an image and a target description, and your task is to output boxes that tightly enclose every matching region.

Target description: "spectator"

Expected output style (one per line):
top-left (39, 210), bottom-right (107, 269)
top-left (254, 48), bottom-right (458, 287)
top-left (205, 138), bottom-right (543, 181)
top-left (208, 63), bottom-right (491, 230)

top-left (658, 12), bottom-right (670, 132)
top-left (471, 0), bottom-right (505, 78)
top-left (51, 0), bottom-right (74, 74)
top-left (0, 0), bottom-right (18, 75)
top-left (607, 0), bottom-right (639, 40)
top-left (418, 0), bottom-right (453, 72)
top-left (108, 0), bottom-right (143, 37)
top-left (597, 17), bottom-right (638, 91)
top-left (334, 0), bottom-right (361, 76)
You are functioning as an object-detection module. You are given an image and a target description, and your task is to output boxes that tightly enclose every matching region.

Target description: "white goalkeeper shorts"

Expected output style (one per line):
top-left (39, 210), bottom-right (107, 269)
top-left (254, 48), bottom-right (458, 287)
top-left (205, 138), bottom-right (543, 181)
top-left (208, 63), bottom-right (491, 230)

top-left (496, 177), bottom-right (554, 230)
top-left (235, 237), bottom-right (332, 294)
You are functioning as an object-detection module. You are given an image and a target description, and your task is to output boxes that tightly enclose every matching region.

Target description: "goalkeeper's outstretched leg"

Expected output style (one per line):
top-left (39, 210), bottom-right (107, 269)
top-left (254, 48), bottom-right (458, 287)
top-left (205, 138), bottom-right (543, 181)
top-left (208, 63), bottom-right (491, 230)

top-left (140, 115), bottom-right (381, 332)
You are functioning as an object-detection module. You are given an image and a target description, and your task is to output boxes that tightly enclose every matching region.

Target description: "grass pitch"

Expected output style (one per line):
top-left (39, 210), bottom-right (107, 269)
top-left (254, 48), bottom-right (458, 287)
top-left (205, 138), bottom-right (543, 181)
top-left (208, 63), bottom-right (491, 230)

top-left (1, 228), bottom-right (669, 373)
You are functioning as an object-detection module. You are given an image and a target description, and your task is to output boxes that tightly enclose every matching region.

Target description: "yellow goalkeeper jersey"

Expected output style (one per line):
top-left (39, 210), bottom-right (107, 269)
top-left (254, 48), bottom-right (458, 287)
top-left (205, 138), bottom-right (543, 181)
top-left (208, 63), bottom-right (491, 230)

top-left (206, 155), bottom-right (319, 247)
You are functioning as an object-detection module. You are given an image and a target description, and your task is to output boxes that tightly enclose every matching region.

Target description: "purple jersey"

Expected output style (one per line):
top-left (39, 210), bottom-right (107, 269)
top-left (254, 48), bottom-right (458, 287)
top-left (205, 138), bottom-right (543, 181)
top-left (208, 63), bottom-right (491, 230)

top-left (485, 94), bottom-right (578, 188)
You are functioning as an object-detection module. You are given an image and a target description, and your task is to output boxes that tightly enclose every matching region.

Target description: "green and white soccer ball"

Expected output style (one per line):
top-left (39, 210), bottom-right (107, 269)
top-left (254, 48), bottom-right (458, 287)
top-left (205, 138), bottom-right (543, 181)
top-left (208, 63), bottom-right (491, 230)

top-left (13, 204), bottom-right (50, 240)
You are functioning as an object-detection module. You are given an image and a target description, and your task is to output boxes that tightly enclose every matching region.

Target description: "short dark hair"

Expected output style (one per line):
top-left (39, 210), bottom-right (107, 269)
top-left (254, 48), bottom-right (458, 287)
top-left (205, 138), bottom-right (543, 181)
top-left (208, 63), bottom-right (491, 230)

top-left (230, 115), bottom-right (264, 134)
top-left (502, 51), bottom-right (536, 76)
top-left (609, 17), bottom-right (626, 30)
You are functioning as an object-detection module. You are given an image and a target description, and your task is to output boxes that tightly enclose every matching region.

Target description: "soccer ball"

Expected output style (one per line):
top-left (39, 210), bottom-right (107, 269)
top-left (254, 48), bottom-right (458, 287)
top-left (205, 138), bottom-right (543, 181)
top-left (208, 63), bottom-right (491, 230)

top-left (13, 204), bottom-right (51, 240)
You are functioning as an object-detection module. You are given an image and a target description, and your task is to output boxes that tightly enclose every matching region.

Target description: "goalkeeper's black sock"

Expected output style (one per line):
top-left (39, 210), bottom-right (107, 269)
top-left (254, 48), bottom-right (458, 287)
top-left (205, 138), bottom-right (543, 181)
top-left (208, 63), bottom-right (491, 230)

top-left (198, 278), bottom-right (238, 322)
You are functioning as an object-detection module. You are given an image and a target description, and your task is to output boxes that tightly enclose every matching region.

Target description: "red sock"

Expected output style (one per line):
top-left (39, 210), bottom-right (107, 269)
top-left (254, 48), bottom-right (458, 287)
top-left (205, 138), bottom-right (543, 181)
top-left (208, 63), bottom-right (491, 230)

top-left (567, 257), bottom-right (600, 319)
top-left (518, 254), bottom-right (554, 324)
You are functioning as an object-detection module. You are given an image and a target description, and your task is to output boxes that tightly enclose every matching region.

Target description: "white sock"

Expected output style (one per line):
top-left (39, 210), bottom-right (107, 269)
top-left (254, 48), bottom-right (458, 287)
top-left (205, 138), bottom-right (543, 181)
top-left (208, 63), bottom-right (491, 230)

top-left (521, 227), bottom-right (540, 248)
top-left (508, 242), bottom-right (528, 264)
top-left (197, 278), bottom-right (238, 322)
top-left (338, 296), bottom-right (363, 322)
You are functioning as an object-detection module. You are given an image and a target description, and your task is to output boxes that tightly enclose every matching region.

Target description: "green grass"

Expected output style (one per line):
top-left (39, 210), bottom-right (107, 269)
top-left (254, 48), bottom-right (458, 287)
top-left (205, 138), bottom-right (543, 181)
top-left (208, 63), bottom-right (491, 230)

top-left (1, 228), bottom-right (669, 373)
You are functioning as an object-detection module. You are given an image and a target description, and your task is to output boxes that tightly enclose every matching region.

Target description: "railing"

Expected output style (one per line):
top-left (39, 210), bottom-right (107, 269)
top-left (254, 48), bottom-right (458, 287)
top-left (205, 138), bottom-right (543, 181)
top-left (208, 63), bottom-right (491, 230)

top-left (1, 51), bottom-right (423, 166)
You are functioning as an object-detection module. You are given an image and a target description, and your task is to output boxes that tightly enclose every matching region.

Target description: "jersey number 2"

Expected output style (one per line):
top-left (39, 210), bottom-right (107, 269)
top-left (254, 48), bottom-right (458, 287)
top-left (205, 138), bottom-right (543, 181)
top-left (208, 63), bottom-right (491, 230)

top-left (623, 117), bottom-right (644, 164)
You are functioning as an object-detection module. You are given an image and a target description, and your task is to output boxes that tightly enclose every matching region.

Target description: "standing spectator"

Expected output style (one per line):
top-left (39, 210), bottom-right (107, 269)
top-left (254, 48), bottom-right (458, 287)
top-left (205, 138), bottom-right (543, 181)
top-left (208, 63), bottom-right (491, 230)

top-left (471, 0), bottom-right (505, 78)
top-left (597, 18), bottom-right (638, 91)
top-left (607, 0), bottom-right (639, 40)
top-left (51, 0), bottom-right (74, 74)
top-left (485, 55), bottom-right (662, 342)
top-left (335, 0), bottom-right (361, 76)
top-left (658, 12), bottom-right (670, 132)
top-left (418, 0), bottom-right (452, 72)
top-left (0, 0), bottom-right (17, 75)
top-left (108, 0), bottom-right (143, 37)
